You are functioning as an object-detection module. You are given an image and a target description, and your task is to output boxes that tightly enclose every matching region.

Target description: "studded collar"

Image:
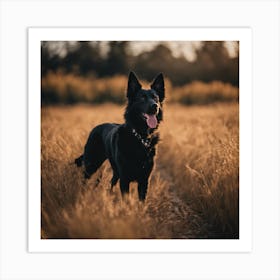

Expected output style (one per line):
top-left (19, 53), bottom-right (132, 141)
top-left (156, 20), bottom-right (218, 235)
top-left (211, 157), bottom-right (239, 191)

top-left (131, 128), bottom-right (151, 148)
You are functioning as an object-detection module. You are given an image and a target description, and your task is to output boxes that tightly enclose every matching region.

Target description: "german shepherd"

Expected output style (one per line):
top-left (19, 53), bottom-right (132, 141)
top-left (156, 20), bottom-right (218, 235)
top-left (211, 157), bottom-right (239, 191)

top-left (75, 72), bottom-right (165, 201)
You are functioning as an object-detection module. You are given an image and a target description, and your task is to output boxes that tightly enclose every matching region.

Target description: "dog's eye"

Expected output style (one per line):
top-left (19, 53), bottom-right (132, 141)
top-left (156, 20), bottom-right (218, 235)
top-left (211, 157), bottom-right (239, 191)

top-left (153, 95), bottom-right (159, 101)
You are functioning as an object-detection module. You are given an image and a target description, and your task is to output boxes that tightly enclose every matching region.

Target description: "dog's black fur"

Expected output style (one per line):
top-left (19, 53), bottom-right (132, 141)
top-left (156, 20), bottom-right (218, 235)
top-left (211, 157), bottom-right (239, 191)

top-left (75, 72), bottom-right (165, 201)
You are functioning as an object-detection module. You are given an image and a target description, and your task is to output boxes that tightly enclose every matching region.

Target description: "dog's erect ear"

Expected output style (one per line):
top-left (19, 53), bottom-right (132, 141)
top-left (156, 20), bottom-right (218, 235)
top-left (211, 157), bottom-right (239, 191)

top-left (127, 72), bottom-right (142, 98)
top-left (151, 73), bottom-right (165, 102)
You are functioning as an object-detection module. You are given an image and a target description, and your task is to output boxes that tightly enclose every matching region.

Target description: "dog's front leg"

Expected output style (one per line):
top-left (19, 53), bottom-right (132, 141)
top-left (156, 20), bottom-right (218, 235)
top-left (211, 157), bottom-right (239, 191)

top-left (119, 178), bottom-right (130, 197)
top-left (137, 180), bottom-right (148, 201)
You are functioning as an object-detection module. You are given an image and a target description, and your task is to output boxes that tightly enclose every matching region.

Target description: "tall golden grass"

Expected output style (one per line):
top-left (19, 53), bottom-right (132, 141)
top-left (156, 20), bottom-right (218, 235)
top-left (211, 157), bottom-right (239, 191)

top-left (41, 103), bottom-right (239, 239)
top-left (41, 72), bottom-right (239, 105)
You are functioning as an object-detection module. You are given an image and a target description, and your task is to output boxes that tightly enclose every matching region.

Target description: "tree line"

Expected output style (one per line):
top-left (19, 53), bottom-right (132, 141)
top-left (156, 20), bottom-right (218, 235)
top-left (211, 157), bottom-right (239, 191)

top-left (41, 41), bottom-right (239, 87)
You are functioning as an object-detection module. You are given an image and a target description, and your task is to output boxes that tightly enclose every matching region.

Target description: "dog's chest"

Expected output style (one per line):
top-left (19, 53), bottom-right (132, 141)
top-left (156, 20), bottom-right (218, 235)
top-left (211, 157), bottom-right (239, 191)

top-left (124, 144), bottom-right (154, 166)
top-left (119, 138), bottom-right (155, 179)
top-left (124, 153), bottom-right (154, 180)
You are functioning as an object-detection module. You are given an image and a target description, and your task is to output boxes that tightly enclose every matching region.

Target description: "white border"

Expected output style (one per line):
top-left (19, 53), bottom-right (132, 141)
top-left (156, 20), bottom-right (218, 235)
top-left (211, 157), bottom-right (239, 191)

top-left (28, 27), bottom-right (252, 253)
top-left (1, 1), bottom-right (279, 279)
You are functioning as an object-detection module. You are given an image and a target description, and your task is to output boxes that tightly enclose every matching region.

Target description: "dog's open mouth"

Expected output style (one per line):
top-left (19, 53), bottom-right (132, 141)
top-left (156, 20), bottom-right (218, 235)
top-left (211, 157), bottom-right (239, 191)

top-left (143, 113), bottom-right (158, 129)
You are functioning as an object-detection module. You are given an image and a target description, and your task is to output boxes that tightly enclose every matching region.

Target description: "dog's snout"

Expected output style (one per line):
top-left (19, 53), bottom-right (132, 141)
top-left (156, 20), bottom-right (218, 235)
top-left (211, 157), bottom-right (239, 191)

top-left (150, 103), bottom-right (158, 114)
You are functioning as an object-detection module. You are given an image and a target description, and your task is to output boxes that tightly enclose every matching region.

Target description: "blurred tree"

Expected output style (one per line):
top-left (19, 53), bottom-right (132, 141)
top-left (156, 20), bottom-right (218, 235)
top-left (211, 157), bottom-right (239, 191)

top-left (193, 41), bottom-right (238, 86)
top-left (105, 41), bottom-right (130, 75)
top-left (133, 44), bottom-right (193, 85)
top-left (41, 42), bottom-right (63, 75)
top-left (41, 41), bottom-right (239, 86)
top-left (62, 41), bottom-right (103, 76)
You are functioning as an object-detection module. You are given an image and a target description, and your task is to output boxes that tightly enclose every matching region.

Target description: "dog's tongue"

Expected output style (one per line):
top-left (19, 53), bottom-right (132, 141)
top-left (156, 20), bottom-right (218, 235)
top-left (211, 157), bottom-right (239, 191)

top-left (144, 114), bottom-right (158, 128)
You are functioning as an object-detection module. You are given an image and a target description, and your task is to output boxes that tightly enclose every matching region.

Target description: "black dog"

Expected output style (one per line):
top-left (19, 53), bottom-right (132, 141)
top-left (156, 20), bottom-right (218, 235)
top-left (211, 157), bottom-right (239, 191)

top-left (75, 72), bottom-right (165, 201)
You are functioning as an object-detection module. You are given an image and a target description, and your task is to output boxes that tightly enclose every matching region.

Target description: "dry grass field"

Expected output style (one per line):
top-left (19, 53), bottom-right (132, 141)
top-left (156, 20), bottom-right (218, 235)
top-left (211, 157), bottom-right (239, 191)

top-left (41, 102), bottom-right (239, 239)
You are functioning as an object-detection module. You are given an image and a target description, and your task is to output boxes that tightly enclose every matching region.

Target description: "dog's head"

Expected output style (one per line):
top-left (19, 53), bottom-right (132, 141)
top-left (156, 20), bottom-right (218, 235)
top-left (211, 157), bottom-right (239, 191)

top-left (125, 72), bottom-right (165, 131)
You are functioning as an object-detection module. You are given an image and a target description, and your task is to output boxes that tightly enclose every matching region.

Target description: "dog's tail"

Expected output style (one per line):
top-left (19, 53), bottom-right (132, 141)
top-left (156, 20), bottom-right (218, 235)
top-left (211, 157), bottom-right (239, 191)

top-left (74, 154), bottom-right (84, 167)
